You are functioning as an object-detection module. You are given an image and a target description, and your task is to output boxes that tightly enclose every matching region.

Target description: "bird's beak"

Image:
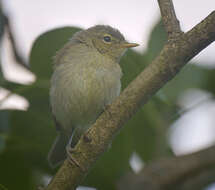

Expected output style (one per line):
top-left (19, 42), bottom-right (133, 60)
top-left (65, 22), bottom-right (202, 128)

top-left (121, 42), bottom-right (139, 48)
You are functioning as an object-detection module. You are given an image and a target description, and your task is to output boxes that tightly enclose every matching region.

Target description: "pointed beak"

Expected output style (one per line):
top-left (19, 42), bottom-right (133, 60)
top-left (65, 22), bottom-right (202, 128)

top-left (121, 42), bottom-right (139, 48)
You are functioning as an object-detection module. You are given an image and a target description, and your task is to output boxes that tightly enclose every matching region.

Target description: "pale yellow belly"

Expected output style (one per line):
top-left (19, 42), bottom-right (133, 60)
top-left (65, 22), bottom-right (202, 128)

top-left (50, 62), bottom-right (121, 134)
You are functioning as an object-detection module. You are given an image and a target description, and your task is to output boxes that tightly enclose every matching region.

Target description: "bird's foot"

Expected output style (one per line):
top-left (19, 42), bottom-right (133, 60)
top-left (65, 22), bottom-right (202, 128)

top-left (66, 145), bottom-right (85, 171)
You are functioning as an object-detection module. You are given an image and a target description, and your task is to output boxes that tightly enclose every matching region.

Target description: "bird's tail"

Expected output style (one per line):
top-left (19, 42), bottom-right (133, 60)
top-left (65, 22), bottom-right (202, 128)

top-left (47, 133), bottom-right (69, 168)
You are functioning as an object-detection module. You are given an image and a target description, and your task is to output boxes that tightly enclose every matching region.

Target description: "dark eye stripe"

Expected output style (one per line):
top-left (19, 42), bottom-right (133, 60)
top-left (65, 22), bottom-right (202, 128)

top-left (103, 36), bottom-right (111, 42)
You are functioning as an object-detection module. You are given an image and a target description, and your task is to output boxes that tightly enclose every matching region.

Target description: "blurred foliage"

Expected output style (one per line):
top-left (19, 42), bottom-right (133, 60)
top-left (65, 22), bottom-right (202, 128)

top-left (0, 17), bottom-right (215, 190)
top-left (0, 6), bottom-right (5, 85)
top-left (0, 4), bottom-right (5, 43)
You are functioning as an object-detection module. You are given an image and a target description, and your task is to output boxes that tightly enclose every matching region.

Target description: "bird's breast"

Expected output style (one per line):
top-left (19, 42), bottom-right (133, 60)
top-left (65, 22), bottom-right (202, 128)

top-left (50, 56), bottom-right (122, 132)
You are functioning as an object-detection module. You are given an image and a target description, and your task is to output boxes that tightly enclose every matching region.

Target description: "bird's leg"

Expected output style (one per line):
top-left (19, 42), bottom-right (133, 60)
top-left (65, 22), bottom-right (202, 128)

top-left (66, 144), bottom-right (77, 164)
top-left (66, 144), bottom-right (85, 171)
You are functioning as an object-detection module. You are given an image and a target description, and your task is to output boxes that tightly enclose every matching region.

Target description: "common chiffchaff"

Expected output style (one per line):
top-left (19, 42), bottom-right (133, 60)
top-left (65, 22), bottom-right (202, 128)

top-left (48, 25), bottom-right (139, 167)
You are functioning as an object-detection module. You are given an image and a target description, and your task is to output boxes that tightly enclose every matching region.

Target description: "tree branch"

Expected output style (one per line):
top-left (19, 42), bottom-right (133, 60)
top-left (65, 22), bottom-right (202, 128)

top-left (45, 10), bottom-right (215, 190)
top-left (158, 0), bottom-right (182, 38)
top-left (117, 145), bottom-right (215, 190)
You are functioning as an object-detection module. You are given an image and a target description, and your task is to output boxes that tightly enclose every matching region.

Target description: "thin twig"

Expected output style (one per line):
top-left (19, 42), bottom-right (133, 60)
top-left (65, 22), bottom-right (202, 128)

top-left (3, 13), bottom-right (30, 70)
top-left (158, 0), bottom-right (182, 38)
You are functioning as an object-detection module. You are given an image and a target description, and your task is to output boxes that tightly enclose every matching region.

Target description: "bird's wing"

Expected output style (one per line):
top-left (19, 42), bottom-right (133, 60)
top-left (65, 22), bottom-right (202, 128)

top-left (50, 105), bottom-right (63, 132)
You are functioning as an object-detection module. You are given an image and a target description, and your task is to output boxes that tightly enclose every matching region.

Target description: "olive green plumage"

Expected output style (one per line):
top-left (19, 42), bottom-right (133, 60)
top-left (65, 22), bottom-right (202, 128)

top-left (48, 25), bottom-right (138, 168)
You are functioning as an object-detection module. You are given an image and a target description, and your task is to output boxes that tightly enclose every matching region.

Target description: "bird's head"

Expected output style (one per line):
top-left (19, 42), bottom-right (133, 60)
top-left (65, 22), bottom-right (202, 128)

top-left (72, 25), bottom-right (139, 62)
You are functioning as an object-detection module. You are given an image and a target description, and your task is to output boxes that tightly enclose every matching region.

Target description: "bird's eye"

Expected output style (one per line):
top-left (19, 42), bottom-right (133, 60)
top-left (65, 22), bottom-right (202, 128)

top-left (103, 36), bottom-right (111, 43)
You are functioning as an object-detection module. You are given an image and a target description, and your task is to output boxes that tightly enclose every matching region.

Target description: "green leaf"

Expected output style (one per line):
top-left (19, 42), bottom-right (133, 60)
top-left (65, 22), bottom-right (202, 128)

top-left (162, 64), bottom-right (210, 102)
top-left (0, 183), bottom-right (8, 190)
top-left (0, 110), bottom-right (9, 153)
top-left (203, 68), bottom-right (215, 95)
top-left (0, 110), bottom-right (55, 190)
top-left (120, 49), bottom-right (147, 89)
top-left (145, 18), bottom-right (167, 62)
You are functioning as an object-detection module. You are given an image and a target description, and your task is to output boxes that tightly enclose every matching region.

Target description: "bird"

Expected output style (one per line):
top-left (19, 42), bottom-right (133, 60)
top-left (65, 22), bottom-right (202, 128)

top-left (48, 25), bottom-right (139, 168)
